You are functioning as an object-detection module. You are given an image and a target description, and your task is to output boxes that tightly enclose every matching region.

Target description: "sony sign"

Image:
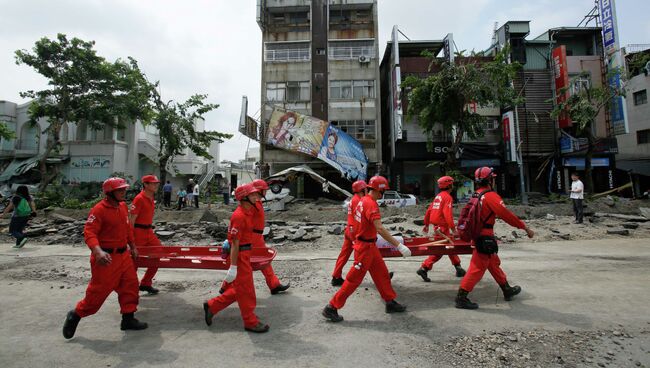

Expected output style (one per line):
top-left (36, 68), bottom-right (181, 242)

top-left (432, 146), bottom-right (463, 155)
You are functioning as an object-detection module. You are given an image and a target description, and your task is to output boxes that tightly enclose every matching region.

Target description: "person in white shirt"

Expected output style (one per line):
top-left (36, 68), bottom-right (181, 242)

top-left (570, 173), bottom-right (584, 224)
top-left (193, 183), bottom-right (200, 208)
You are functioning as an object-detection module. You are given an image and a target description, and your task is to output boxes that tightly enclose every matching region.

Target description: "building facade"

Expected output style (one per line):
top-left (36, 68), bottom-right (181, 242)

top-left (257, 0), bottom-right (381, 193)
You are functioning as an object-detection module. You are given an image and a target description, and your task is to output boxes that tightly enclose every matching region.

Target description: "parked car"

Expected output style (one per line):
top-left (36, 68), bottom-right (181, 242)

top-left (342, 190), bottom-right (417, 210)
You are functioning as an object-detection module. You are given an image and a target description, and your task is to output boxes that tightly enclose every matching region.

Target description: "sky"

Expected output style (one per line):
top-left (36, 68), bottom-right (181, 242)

top-left (1, 0), bottom-right (649, 162)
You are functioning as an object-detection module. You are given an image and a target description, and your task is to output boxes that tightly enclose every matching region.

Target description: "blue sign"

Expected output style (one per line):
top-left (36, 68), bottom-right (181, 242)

top-left (599, 0), bottom-right (616, 50)
top-left (563, 157), bottom-right (610, 168)
top-left (460, 159), bottom-right (501, 168)
top-left (560, 136), bottom-right (573, 154)
top-left (317, 125), bottom-right (368, 181)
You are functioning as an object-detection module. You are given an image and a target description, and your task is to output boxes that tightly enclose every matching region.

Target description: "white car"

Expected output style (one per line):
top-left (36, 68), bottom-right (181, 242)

top-left (343, 190), bottom-right (417, 209)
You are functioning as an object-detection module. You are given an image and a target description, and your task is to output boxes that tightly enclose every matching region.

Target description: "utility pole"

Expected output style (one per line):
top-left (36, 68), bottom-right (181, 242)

top-left (513, 106), bottom-right (528, 205)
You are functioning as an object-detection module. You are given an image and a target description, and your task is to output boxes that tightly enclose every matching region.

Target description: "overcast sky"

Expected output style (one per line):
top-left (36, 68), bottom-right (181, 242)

top-left (1, 0), bottom-right (649, 162)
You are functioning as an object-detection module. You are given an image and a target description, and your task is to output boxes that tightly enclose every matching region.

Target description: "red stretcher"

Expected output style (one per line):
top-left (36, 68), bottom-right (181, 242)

top-left (135, 246), bottom-right (277, 271)
top-left (378, 236), bottom-right (473, 258)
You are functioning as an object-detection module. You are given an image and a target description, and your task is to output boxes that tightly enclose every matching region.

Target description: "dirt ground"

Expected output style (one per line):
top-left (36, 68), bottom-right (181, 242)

top-left (1, 235), bottom-right (650, 367)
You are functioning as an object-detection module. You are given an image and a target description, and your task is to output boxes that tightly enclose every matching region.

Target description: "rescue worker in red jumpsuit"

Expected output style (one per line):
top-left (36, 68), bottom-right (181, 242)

top-left (204, 184), bottom-right (270, 333)
top-left (130, 175), bottom-right (162, 295)
top-left (62, 177), bottom-right (148, 339)
top-left (456, 167), bottom-right (535, 309)
top-left (219, 179), bottom-right (289, 295)
top-left (416, 176), bottom-right (466, 282)
top-left (322, 176), bottom-right (411, 322)
top-left (331, 180), bottom-right (368, 286)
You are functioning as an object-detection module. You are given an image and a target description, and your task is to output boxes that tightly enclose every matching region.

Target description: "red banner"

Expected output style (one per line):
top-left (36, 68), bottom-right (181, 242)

top-left (552, 45), bottom-right (572, 128)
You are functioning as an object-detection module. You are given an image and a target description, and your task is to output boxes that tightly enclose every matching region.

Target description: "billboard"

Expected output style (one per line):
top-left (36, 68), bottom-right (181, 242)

top-left (266, 108), bottom-right (368, 181)
top-left (552, 46), bottom-right (572, 128)
top-left (390, 25), bottom-right (403, 141)
top-left (238, 96), bottom-right (260, 141)
top-left (598, 0), bottom-right (629, 134)
top-left (502, 111), bottom-right (517, 162)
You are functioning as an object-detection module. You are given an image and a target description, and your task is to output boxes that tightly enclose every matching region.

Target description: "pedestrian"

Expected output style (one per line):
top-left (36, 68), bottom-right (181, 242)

top-left (62, 177), bottom-right (147, 339)
top-left (130, 175), bottom-right (163, 295)
top-left (203, 183), bottom-right (270, 333)
top-left (570, 172), bottom-right (584, 224)
top-left (1, 185), bottom-right (36, 248)
top-left (222, 182), bottom-right (230, 205)
top-left (330, 180), bottom-right (368, 286)
top-left (162, 180), bottom-right (173, 208)
top-left (193, 181), bottom-right (200, 208)
top-left (416, 176), bottom-right (466, 282)
top-left (177, 188), bottom-right (187, 210)
top-left (186, 179), bottom-right (194, 207)
top-left (221, 179), bottom-right (290, 295)
top-left (455, 167), bottom-right (535, 310)
top-left (322, 176), bottom-right (411, 322)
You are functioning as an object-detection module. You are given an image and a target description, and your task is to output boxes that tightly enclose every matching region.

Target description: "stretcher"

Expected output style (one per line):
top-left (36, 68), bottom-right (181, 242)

top-left (135, 246), bottom-right (277, 271)
top-left (378, 236), bottom-right (473, 258)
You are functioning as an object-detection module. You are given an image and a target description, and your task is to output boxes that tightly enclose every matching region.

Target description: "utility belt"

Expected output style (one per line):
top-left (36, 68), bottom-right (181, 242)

top-left (475, 236), bottom-right (498, 255)
top-left (483, 224), bottom-right (494, 229)
top-left (239, 244), bottom-right (252, 251)
top-left (134, 223), bottom-right (155, 229)
top-left (101, 246), bottom-right (128, 254)
top-left (356, 236), bottom-right (377, 243)
top-left (253, 229), bottom-right (264, 235)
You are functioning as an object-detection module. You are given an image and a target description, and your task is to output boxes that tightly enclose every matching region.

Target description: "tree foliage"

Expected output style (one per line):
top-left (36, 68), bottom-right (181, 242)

top-left (15, 33), bottom-right (156, 190)
top-left (402, 47), bottom-right (523, 172)
top-left (0, 121), bottom-right (15, 140)
top-left (151, 91), bottom-right (233, 191)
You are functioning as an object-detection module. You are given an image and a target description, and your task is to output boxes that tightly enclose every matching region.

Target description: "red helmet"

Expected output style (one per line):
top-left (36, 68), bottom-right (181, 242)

top-left (235, 183), bottom-right (260, 201)
top-left (142, 175), bottom-right (160, 183)
top-left (252, 179), bottom-right (269, 191)
top-left (352, 180), bottom-right (367, 193)
top-left (367, 176), bottom-right (389, 191)
top-left (474, 167), bottom-right (497, 182)
top-left (102, 177), bottom-right (129, 194)
top-left (437, 175), bottom-right (455, 189)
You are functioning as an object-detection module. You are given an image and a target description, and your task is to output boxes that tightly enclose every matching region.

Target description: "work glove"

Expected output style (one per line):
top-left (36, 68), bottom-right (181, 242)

top-left (224, 265), bottom-right (238, 283)
top-left (396, 243), bottom-right (411, 257)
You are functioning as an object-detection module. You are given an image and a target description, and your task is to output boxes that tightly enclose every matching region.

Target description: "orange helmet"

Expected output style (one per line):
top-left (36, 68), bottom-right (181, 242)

top-left (252, 179), bottom-right (269, 191)
top-left (352, 180), bottom-right (367, 193)
top-left (235, 183), bottom-right (260, 201)
top-left (102, 177), bottom-right (129, 194)
top-left (367, 176), bottom-right (389, 191)
top-left (142, 175), bottom-right (160, 183)
top-left (437, 176), bottom-right (454, 189)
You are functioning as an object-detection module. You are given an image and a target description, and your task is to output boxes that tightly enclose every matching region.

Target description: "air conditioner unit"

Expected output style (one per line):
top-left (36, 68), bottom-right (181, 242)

top-left (358, 55), bottom-right (370, 63)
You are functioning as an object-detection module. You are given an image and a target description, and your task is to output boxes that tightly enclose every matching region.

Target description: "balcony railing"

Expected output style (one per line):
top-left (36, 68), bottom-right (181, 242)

top-left (264, 48), bottom-right (310, 62)
top-left (328, 46), bottom-right (375, 60)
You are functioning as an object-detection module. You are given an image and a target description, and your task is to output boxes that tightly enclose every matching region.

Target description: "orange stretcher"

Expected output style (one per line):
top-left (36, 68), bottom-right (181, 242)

top-left (378, 236), bottom-right (474, 258)
top-left (135, 246), bottom-right (277, 271)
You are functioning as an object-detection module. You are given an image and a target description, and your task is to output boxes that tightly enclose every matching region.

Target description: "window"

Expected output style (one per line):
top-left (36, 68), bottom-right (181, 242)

top-left (288, 12), bottom-right (308, 24)
top-left (383, 192), bottom-right (398, 199)
top-left (569, 73), bottom-right (591, 95)
top-left (335, 120), bottom-right (376, 140)
top-left (266, 81), bottom-right (309, 102)
top-left (76, 122), bottom-right (87, 141)
top-left (330, 80), bottom-right (374, 100)
top-left (329, 40), bottom-right (375, 60)
top-left (117, 127), bottom-right (126, 142)
top-left (638, 129), bottom-right (650, 144)
top-left (265, 42), bottom-right (310, 62)
top-left (634, 90), bottom-right (647, 106)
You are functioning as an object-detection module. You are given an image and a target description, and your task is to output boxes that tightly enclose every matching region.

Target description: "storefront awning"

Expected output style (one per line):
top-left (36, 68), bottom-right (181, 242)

top-left (616, 159), bottom-right (650, 177)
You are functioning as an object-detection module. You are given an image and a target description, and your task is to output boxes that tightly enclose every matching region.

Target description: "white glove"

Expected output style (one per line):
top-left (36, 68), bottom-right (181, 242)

top-left (396, 243), bottom-right (411, 257)
top-left (224, 266), bottom-right (238, 283)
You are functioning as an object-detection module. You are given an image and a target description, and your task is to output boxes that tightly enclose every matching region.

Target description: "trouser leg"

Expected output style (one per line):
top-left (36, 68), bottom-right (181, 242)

top-left (459, 250), bottom-right (490, 292)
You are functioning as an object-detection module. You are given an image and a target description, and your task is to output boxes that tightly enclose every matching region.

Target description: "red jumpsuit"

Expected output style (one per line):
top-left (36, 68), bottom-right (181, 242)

top-left (421, 191), bottom-right (461, 270)
top-left (460, 188), bottom-right (527, 292)
top-left (330, 195), bottom-right (396, 309)
top-left (130, 191), bottom-right (162, 287)
top-left (331, 193), bottom-right (363, 279)
top-left (74, 199), bottom-right (139, 317)
top-left (220, 201), bottom-right (281, 292)
top-left (206, 204), bottom-right (260, 328)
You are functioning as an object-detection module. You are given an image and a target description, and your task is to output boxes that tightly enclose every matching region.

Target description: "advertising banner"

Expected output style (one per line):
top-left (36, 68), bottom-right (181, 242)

top-left (552, 45), bottom-right (572, 128)
top-left (502, 111), bottom-right (517, 162)
top-left (266, 108), bottom-right (368, 181)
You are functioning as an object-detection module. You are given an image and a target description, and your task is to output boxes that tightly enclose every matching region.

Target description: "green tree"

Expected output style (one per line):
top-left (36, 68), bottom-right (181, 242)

top-left (403, 47), bottom-right (523, 172)
top-left (550, 71), bottom-right (624, 192)
top-left (0, 121), bottom-right (15, 141)
top-left (151, 91), bottom-right (232, 194)
top-left (15, 34), bottom-right (156, 190)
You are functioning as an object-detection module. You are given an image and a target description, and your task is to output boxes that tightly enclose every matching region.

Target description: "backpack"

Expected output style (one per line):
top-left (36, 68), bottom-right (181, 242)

top-left (457, 190), bottom-right (492, 242)
top-left (15, 196), bottom-right (32, 217)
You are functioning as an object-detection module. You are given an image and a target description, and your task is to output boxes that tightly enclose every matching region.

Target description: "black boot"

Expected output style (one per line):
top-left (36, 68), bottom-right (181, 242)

top-left (385, 300), bottom-right (407, 313)
top-left (389, 271), bottom-right (394, 279)
top-left (322, 304), bottom-right (344, 322)
top-left (245, 322), bottom-right (270, 333)
top-left (500, 282), bottom-right (522, 301)
top-left (203, 302), bottom-right (213, 326)
top-left (416, 268), bottom-right (431, 282)
top-left (120, 313), bottom-right (148, 331)
top-left (62, 310), bottom-right (81, 339)
top-left (455, 288), bottom-right (479, 309)
top-left (331, 277), bottom-right (344, 287)
top-left (139, 285), bottom-right (159, 295)
top-left (454, 265), bottom-right (466, 277)
top-left (270, 283), bottom-right (290, 295)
